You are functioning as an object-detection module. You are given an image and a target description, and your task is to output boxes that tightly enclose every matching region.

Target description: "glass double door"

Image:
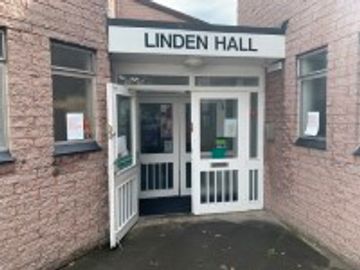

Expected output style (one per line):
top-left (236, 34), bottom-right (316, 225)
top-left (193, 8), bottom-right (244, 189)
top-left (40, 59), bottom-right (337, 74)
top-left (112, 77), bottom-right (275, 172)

top-left (139, 96), bottom-right (191, 199)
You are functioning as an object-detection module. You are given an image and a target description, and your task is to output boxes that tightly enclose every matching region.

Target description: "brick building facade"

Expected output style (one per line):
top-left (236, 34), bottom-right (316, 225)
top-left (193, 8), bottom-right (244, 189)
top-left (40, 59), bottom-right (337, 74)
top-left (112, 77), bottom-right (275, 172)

top-left (1, 0), bottom-right (359, 270)
top-left (238, 0), bottom-right (360, 268)
top-left (0, 1), bottom-right (185, 270)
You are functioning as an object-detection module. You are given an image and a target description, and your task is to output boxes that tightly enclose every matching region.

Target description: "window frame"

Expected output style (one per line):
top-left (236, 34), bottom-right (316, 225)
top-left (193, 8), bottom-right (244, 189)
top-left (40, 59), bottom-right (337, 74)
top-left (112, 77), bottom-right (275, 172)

top-left (51, 41), bottom-right (97, 147)
top-left (296, 47), bottom-right (328, 150)
top-left (0, 30), bottom-right (5, 61)
top-left (0, 30), bottom-right (9, 152)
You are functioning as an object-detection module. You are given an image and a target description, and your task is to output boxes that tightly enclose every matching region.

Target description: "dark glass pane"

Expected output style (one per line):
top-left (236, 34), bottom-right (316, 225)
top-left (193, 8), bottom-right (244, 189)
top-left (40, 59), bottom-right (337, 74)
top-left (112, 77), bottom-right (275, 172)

top-left (148, 165), bottom-right (154, 190)
top-left (301, 77), bottom-right (327, 137)
top-left (195, 76), bottom-right (259, 87)
top-left (209, 172), bottom-right (215, 203)
top-left (168, 163), bottom-right (173, 189)
top-left (140, 104), bottom-right (173, 154)
top-left (186, 162), bottom-right (192, 188)
top-left (52, 75), bottom-right (93, 142)
top-left (0, 65), bottom-right (6, 148)
top-left (201, 172), bottom-right (207, 204)
top-left (155, 164), bottom-right (160, 189)
top-left (119, 74), bottom-right (189, 85)
top-left (115, 96), bottom-right (133, 171)
top-left (161, 163), bottom-right (167, 189)
top-left (51, 43), bottom-right (94, 72)
top-left (233, 171), bottom-right (238, 201)
top-left (225, 171), bottom-right (230, 202)
top-left (186, 103), bottom-right (192, 153)
top-left (300, 50), bottom-right (327, 76)
top-left (250, 93), bottom-right (258, 158)
top-left (216, 171), bottom-right (222, 202)
top-left (0, 32), bottom-right (4, 59)
top-left (141, 165), bottom-right (147, 191)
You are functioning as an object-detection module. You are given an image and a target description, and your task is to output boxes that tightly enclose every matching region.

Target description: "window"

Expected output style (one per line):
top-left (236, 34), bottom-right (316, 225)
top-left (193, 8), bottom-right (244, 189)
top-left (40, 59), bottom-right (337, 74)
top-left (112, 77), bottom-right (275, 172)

top-left (115, 95), bottom-right (133, 171)
top-left (0, 31), bottom-right (7, 150)
top-left (298, 49), bottom-right (327, 141)
top-left (195, 76), bottom-right (259, 87)
top-left (51, 42), bottom-right (95, 144)
top-left (118, 74), bottom-right (189, 86)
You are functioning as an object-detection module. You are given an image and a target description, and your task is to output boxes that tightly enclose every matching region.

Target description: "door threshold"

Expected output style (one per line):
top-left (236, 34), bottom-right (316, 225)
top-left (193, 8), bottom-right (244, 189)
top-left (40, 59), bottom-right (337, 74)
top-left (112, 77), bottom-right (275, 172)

top-left (139, 196), bottom-right (191, 216)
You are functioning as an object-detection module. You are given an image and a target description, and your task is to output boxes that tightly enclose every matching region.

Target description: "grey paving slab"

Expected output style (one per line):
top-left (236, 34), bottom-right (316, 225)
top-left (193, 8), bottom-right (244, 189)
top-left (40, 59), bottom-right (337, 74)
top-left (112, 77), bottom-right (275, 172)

top-left (63, 213), bottom-right (350, 270)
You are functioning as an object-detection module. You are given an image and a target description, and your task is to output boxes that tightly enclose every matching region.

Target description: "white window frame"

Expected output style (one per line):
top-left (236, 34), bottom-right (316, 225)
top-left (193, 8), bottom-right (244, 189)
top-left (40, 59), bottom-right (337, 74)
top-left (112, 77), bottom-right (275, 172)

top-left (297, 48), bottom-right (328, 139)
top-left (51, 41), bottom-right (97, 145)
top-left (0, 30), bottom-right (8, 151)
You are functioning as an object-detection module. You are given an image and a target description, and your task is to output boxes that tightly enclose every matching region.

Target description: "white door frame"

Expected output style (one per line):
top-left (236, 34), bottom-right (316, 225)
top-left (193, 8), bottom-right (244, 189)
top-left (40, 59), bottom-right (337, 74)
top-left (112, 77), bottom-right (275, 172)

top-left (179, 101), bottom-right (192, 196)
top-left (191, 89), bottom-right (264, 215)
top-left (138, 94), bottom-right (191, 199)
top-left (107, 83), bottom-right (139, 248)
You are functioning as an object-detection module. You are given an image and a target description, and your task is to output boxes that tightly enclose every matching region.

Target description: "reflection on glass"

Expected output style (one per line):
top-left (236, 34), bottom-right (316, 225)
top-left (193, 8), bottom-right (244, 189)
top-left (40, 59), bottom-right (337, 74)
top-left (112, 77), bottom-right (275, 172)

top-left (141, 104), bottom-right (173, 154)
top-left (115, 95), bottom-right (132, 171)
top-left (250, 93), bottom-right (258, 158)
top-left (200, 99), bottom-right (238, 159)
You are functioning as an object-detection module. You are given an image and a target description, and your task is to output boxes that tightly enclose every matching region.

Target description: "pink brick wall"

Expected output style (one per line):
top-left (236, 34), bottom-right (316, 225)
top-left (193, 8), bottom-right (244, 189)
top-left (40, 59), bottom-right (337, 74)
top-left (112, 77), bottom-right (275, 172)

top-left (0, 1), bottom-right (110, 270)
top-left (115, 0), bottom-right (185, 22)
top-left (239, 0), bottom-right (360, 267)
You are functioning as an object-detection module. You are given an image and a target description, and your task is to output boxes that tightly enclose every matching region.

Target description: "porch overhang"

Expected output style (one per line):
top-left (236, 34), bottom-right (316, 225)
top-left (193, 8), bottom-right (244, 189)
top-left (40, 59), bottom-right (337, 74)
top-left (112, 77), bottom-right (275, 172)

top-left (108, 19), bottom-right (286, 60)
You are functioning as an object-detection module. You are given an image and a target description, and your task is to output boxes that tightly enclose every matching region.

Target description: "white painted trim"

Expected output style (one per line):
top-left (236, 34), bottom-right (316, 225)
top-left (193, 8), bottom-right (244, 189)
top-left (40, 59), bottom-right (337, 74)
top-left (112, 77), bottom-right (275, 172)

top-left (107, 83), bottom-right (139, 248)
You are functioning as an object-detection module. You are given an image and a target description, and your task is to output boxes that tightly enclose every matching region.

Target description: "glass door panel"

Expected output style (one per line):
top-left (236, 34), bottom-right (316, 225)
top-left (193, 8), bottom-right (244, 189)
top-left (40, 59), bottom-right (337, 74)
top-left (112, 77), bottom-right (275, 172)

top-left (139, 99), bottom-right (179, 199)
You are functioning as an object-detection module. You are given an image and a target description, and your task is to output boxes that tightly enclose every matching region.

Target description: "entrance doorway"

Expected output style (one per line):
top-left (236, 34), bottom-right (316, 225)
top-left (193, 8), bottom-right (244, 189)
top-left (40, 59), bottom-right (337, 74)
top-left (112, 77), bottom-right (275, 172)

top-left (139, 95), bottom-right (191, 215)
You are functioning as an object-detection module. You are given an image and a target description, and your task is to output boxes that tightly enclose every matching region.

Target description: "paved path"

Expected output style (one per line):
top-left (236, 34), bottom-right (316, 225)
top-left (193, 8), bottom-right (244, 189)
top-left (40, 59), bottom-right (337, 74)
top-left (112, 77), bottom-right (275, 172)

top-left (64, 212), bottom-right (350, 270)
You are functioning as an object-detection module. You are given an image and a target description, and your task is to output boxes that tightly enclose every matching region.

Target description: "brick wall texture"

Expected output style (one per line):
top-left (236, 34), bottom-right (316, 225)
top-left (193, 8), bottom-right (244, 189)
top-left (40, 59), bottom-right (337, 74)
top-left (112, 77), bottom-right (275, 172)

top-left (0, 1), bottom-right (185, 270)
top-left (0, 1), bottom-right (110, 270)
top-left (239, 0), bottom-right (360, 268)
top-left (114, 0), bottom-right (185, 22)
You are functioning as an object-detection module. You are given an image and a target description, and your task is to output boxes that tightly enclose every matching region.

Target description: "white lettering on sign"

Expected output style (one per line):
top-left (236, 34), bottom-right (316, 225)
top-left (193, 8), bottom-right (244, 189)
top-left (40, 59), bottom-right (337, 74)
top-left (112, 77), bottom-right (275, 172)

top-left (109, 26), bottom-right (285, 59)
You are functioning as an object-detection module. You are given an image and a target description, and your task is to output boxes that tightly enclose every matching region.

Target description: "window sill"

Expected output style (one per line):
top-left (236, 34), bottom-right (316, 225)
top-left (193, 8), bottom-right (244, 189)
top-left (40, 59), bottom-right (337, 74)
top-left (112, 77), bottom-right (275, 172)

top-left (295, 137), bottom-right (326, 151)
top-left (0, 151), bottom-right (15, 164)
top-left (54, 141), bottom-right (102, 157)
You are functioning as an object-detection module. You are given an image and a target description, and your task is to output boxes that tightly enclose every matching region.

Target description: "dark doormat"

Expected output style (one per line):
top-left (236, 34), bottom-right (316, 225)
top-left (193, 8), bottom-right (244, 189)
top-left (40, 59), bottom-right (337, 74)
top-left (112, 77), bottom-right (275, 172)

top-left (140, 196), bottom-right (191, 216)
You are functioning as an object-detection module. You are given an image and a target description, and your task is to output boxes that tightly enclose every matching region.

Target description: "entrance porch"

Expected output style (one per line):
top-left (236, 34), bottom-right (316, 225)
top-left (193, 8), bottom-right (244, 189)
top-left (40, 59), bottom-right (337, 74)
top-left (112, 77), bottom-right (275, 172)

top-left (107, 18), bottom-right (286, 247)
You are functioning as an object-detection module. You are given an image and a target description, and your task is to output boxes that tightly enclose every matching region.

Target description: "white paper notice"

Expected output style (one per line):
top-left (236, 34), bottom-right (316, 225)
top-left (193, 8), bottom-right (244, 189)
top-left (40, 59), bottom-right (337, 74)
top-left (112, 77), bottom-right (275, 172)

top-left (304, 112), bottom-right (320, 136)
top-left (224, 119), bottom-right (237, 138)
top-left (117, 136), bottom-right (129, 157)
top-left (66, 113), bottom-right (84, 140)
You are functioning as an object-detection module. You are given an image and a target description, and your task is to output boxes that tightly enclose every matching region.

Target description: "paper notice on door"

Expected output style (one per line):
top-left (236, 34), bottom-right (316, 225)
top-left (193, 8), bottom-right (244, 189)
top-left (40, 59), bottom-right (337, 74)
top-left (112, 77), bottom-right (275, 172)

top-left (304, 112), bottom-right (320, 136)
top-left (117, 136), bottom-right (129, 157)
top-left (224, 119), bottom-right (237, 138)
top-left (66, 113), bottom-right (84, 140)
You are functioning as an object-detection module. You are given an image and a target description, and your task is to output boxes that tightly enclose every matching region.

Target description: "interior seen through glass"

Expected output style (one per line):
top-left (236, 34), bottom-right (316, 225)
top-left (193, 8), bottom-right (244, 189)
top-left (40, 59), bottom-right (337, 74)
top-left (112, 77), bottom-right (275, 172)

top-left (201, 99), bottom-right (238, 159)
top-left (140, 103), bottom-right (173, 154)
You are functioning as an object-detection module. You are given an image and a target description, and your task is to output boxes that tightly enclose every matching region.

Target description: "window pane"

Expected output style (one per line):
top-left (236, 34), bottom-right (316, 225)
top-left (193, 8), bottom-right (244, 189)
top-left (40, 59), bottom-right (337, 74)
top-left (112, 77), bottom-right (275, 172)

top-left (186, 103), bottom-right (191, 153)
top-left (53, 75), bottom-right (93, 142)
top-left (115, 96), bottom-right (133, 171)
top-left (140, 104), bottom-right (173, 154)
top-left (118, 74), bottom-right (189, 86)
top-left (195, 76), bottom-right (259, 87)
top-left (250, 93), bottom-right (258, 158)
top-left (201, 99), bottom-right (238, 159)
top-left (0, 64), bottom-right (6, 148)
top-left (300, 50), bottom-right (327, 76)
top-left (51, 43), bottom-right (94, 72)
top-left (301, 77), bottom-right (327, 137)
top-left (0, 32), bottom-right (4, 59)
